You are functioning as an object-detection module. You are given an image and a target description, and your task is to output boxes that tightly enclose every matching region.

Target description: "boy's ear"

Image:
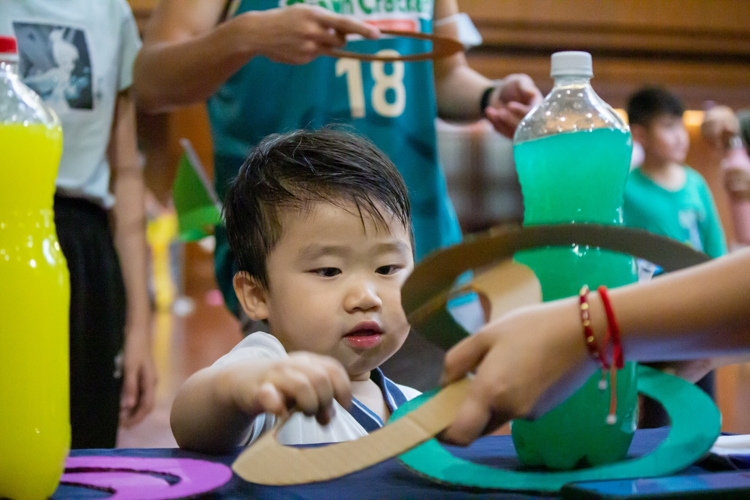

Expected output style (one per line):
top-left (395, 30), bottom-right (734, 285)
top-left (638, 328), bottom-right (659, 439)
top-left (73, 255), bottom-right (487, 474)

top-left (233, 272), bottom-right (269, 321)
top-left (630, 123), bottom-right (648, 147)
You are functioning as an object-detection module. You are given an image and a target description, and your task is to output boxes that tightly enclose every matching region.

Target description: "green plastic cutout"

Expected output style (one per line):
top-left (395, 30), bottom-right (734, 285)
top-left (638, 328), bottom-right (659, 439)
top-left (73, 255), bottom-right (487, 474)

top-left (392, 365), bottom-right (721, 492)
top-left (172, 139), bottom-right (222, 242)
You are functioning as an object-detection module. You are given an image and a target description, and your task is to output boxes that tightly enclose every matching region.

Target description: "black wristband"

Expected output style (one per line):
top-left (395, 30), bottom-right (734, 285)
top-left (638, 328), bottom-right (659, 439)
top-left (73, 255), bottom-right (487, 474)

top-left (480, 85), bottom-right (495, 115)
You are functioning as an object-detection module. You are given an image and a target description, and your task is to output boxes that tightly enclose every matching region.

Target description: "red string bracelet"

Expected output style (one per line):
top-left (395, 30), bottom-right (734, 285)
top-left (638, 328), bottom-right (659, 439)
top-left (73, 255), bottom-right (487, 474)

top-left (598, 286), bottom-right (624, 425)
top-left (598, 286), bottom-right (623, 369)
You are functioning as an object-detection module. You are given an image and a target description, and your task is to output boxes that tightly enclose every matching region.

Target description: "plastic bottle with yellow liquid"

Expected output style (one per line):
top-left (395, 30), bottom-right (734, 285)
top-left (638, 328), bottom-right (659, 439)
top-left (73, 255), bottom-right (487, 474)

top-left (0, 36), bottom-right (70, 499)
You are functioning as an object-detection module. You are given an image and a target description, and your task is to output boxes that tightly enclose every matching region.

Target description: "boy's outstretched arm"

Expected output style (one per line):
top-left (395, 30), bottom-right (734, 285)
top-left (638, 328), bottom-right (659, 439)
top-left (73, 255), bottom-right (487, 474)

top-left (170, 352), bottom-right (352, 454)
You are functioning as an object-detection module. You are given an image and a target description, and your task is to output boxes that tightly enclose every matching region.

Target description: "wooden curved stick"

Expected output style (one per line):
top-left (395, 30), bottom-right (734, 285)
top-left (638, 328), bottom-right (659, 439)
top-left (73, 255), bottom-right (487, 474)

top-left (324, 30), bottom-right (463, 62)
top-left (231, 378), bottom-right (469, 485)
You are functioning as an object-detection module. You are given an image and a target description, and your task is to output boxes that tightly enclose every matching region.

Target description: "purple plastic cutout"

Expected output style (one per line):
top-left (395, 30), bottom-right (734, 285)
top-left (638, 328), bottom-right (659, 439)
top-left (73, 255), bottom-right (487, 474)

top-left (61, 457), bottom-right (233, 500)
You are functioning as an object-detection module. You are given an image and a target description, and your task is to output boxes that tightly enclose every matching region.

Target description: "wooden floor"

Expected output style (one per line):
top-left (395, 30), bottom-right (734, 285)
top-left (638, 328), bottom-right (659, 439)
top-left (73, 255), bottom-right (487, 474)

top-left (117, 232), bottom-right (750, 449)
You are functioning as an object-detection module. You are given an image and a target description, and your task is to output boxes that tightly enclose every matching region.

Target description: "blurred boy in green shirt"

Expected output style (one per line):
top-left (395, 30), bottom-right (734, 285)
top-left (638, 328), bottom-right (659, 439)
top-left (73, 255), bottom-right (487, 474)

top-left (624, 87), bottom-right (727, 259)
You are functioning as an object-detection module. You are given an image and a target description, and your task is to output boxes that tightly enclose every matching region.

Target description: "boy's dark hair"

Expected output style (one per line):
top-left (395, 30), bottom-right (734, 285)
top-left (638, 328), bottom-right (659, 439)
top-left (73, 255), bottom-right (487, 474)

top-left (627, 86), bottom-right (685, 128)
top-left (223, 128), bottom-right (413, 289)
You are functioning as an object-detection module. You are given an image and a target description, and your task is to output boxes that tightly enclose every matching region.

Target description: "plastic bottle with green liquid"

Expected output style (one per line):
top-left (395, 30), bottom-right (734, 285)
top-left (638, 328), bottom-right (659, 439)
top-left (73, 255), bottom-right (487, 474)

top-left (0, 36), bottom-right (70, 499)
top-left (511, 51), bottom-right (639, 469)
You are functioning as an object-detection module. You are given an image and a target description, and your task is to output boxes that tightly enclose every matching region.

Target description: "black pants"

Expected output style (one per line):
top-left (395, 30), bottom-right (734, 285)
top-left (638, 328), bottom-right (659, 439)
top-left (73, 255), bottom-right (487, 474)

top-left (55, 195), bottom-right (125, 449)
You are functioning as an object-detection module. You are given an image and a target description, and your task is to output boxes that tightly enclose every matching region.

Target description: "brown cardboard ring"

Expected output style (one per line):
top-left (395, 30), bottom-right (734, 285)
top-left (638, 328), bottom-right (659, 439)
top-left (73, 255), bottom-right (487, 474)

top-left (404, 224), bottom-right (711, 351)
top-left (231, 378), bottom-right (470, 485)
top-left (324, 30), bottom-right (463, 62)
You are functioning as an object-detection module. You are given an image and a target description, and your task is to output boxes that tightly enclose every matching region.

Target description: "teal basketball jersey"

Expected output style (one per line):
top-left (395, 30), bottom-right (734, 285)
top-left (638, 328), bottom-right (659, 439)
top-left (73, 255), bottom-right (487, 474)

top-left (209, 0), bottom-right (462, 313)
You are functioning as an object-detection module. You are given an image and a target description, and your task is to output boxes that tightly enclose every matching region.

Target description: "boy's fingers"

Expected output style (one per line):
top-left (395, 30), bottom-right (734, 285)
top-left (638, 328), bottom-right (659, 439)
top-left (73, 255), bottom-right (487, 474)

top-left (442, 333), bottom-right (490, 385)
top-left (279, 370), bottom-right (320, 416)
top-left (256, 381), bottom-right (287, 416)
top-left (315, 403), bottom-right (336, 426)
top-left (300, 364), bottom-right (335, 408)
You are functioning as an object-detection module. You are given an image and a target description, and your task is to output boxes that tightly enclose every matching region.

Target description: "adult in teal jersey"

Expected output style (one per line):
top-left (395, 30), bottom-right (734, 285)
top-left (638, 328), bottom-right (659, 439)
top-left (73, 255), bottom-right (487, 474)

top-left (134, 0), bottom-right (542, 317)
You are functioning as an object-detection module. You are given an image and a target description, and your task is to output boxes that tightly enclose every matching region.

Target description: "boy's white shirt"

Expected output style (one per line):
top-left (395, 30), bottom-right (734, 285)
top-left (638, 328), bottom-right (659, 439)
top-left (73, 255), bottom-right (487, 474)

top-left (212, 332), bottom-right (421, 446)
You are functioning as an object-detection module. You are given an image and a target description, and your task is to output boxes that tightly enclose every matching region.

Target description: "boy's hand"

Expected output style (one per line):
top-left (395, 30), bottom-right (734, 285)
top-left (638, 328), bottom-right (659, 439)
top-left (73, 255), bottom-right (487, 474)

top-left (231, 353), bottom-right (352, 426)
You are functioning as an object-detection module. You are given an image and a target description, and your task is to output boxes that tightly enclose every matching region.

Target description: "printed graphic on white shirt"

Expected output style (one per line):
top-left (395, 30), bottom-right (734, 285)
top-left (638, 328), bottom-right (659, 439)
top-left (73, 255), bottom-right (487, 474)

top-left (13, 22), bottom-right (93, 111)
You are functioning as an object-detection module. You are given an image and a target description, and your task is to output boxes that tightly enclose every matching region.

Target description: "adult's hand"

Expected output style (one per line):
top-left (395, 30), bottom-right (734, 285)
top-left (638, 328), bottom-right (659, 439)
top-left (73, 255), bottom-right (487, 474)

top-left (701, 105), bottom-right (740, 151)
top-left (441, 300), bottom-right (595, 445)
top-left (248, 4), bottom-right (380, 65)
top-left (485, 74), bottom-right (543, 138)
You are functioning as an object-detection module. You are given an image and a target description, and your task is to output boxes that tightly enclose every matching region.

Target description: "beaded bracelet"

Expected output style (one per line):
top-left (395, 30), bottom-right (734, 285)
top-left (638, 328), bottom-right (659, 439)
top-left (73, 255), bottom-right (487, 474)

top-left (578, 285), bottom-right (602, 362)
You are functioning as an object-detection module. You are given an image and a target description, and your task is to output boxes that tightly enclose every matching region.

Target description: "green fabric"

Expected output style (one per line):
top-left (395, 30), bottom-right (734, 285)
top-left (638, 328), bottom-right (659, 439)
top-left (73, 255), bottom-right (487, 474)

top-left (623, 167), bottom-right (727, 258)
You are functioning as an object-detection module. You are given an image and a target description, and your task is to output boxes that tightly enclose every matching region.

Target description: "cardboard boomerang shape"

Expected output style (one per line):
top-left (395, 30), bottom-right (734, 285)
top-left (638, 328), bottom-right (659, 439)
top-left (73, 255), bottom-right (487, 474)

top-left (232, 224), bottom-right (714, 486)
top-left (232, 377), bottom-right (471, 485)
top-left (324, 29), bottom-right (464, 62)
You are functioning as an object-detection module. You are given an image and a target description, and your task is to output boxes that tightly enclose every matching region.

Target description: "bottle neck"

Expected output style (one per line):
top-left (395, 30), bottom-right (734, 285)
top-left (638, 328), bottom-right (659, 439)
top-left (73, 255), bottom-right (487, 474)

top-left (552, 75), bottom-right (591, 88)
top-left (0, 58), bottom-right (19, 76)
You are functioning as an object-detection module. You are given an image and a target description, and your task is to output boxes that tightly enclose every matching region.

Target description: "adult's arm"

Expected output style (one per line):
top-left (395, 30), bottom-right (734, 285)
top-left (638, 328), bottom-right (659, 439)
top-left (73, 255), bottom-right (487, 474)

top-left (133, 0), bottom-right (378, 113)
top-left (108, 90), bottom-right (157, 427)
top-left (442, 248), bottom-right (750, 444)
top-left (431, 0), bottom-right (541, 138)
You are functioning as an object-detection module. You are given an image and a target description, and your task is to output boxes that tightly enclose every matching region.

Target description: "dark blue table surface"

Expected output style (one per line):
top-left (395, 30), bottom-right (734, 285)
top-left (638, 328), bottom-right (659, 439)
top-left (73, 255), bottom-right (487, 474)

top-left (53, 428), bottom-right (736, 499)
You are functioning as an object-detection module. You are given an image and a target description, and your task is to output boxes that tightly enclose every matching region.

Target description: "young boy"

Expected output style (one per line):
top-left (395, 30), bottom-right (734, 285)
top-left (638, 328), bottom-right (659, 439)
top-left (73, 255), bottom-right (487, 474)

top-left (170, 129), bottom-right (420, 453)
top-left (623, 87), bottom-right (727, 428)
top-left (624, 87), bottom-right (727, 260)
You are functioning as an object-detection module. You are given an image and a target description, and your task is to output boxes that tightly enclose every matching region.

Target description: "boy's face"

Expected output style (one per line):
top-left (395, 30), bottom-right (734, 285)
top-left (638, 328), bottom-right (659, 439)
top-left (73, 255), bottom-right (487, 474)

top-left (240, 201), bottom-right (414, 381)
top-left (634, 114), bottom-right (689, 165)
